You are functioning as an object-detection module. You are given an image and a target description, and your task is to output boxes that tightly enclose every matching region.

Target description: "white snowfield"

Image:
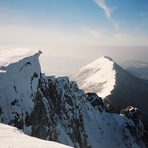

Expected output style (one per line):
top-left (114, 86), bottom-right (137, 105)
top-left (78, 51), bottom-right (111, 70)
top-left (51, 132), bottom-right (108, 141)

top-left (0, 123), bottom-right (72, 148)
top-left (70, 56), bottom-right (116, 98)
top-left (0, 48), bottom-right (41, 68)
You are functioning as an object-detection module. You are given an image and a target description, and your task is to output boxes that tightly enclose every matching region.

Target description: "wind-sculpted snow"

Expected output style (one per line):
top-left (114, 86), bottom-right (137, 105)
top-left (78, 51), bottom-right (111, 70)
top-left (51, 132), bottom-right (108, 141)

top-left (0, 48), bottom-right (41, 72)
top-left (70, 56), bottom-right (116, 98)
top-left (0, 49), bottom-right (146, 148)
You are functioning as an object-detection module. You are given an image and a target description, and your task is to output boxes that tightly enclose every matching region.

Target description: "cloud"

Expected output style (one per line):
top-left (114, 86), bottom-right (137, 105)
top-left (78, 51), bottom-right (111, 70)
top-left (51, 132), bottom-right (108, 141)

top-left (82, 28), bottom-right (100, 37)
top-left (82, 26), bottom-right (148, 46)
top-left (82, 27), bottom-right (109, 39)
top-left (94, 0), bottom-right (114, 19)
top-left (94, 0), bottom-right (119, 31)
top-left (138, 12), bottom-right (147, 16)
top-left (113, 22), bottom-right (120, 31)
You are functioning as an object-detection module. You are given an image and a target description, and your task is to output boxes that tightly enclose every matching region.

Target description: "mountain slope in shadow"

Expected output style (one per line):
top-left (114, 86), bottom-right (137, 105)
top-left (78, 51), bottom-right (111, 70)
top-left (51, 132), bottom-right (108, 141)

top-left (70, 56), bottom-right (148, 130)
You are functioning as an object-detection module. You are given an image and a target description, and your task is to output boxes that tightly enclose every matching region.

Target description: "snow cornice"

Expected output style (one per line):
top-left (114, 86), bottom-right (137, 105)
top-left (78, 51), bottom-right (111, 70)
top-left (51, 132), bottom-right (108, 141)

top-left (0, 48), bottom-right (42, 68)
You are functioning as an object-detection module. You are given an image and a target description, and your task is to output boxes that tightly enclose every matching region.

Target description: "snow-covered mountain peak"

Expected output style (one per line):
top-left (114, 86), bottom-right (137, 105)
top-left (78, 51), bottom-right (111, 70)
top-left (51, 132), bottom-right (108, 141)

top-left (103, 56), bottom-right (113, 61)
top-left (81, 56), bottom-right (114, 70)
top-left (0, 48), bottom-right (41, 69)
top-left (70, 56), bottom-right (116, 98)
top-left (71, 56), bottom-right (148, 130)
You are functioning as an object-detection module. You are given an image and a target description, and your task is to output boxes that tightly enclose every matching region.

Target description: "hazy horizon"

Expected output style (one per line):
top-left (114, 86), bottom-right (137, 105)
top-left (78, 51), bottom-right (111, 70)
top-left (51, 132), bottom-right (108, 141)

top-left (0, 0), bottom-right (148, 75)
top-left (39, 46), bottom-right (148, 76)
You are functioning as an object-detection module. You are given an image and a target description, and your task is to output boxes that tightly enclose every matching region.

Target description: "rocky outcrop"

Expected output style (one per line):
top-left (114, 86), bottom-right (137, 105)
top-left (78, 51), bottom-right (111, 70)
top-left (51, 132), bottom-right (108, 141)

top-left (120, 106), bottom-right (144, 146)
top-left (0, 49), bottom-right (146, 148)
top-left (86, 93), bottom-right (112, 112)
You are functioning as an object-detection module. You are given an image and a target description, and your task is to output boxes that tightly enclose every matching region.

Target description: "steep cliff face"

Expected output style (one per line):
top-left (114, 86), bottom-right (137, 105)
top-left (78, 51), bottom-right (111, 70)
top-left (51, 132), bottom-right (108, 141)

top-left (0, 49), bottom-right (146, 148)
top-left (0, 49), bottom-right (41, 134)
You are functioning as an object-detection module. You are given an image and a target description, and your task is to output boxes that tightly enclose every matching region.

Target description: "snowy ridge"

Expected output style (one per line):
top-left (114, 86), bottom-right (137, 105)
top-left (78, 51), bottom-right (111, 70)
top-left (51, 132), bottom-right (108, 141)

top-left (0, 49), bottom-right (41, 72)
top-left (70, 56), bottom-right (116, 98)
top-left (0, 49), bottom-right (42, 134)
top-left (0, 49), bottom-right (146, 148)
top-left (0, 123), bottom-right (72, 148)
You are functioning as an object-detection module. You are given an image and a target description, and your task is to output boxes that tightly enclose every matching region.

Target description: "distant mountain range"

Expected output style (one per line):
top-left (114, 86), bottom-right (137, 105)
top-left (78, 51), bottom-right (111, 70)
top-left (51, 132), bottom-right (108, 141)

top-left (70, 56), bottom-right (148, 130)
top-left (121, 59), bottom-right (148, 81)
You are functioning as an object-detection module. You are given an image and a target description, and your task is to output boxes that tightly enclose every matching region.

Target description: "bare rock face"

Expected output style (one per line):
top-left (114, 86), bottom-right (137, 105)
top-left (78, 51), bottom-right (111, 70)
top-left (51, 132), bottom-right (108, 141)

top-left (28, 74), bottom-right (146, 147)
top-left (120, 106), bottom-right (144, 145)
top-left (30, 76), bottom-right (90, 147)
top-left (86, 93), bottom-right (111, 112)
top-left (0, 49), bottom-right (146, 148)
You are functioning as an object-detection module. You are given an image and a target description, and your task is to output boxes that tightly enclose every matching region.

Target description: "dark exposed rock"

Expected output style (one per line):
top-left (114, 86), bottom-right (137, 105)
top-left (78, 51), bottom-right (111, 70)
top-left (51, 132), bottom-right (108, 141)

top-left (9, 113), bottom-right (24, 129)
top-left (14, 86), bottom-right (17, 93)
top-left (120, 106), bottom-right (144, 145)
top-left (86, 93), bottom-right (105, 112)
top-left (120, 106), bottom-right (143, 127)
top-left (31, 75), bottom-right (90, 147)
top-left (86, 93), bottom-right (112, 113)
top-left (0, 107), bottom-right (2, 116)
top-left (19, 62), bottom-right (31, 71)
top-left (11, 99), bottom-right (19, 106)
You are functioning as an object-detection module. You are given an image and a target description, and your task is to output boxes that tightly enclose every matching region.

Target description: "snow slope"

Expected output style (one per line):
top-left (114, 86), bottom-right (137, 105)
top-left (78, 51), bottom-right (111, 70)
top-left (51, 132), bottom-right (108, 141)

top-left (70, 56), bottom-right (116, 98)
top-left (0, 123), bottom-right (72, 148)
top-left (70, 56), bottom-right (148, 130)
top-left (0, 48), bottom-right (41, 71)
top-left (0, 49), bottom-right (146, 147)
top-left (105, 60), bottom-right (148, 129)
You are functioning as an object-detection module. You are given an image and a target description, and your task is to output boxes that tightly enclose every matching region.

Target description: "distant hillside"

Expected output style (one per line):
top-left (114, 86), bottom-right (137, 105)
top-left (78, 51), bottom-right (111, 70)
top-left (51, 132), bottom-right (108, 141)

top-left (121, 59), bottom-right (148, 80)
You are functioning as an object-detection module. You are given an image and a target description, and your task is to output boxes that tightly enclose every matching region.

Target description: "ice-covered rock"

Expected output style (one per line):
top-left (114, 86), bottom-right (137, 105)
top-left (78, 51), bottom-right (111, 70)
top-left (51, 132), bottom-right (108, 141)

top-left (0, 49), bottom-right (146, 148)
top-left (0, 49), bottom-right (41, 134)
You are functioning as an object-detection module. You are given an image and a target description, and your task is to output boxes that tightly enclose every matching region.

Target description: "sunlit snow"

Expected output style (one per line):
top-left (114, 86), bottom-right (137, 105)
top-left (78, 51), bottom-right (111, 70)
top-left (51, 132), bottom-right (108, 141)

top-left (70, 56), bottom-right (116, 98)
top-left (0, 123), bottom-right (72, 148)
top-left (0, 48), bottom-right (41, 68)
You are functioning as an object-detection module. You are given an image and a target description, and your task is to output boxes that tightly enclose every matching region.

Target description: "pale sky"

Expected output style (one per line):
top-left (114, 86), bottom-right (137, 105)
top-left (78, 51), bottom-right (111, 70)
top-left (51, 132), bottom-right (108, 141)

top-left (0, 0), bottom-right (148, 75)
